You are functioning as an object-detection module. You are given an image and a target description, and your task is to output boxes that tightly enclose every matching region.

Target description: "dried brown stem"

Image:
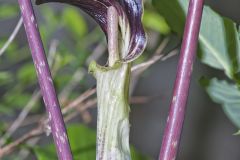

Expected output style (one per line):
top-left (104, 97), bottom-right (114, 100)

top-left (0, 126), bottom-right (43, 158)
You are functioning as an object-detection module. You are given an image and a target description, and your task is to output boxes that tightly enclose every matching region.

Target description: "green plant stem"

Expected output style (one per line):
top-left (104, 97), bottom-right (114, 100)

top-left (90, 62), bottom-right (131, 160)
top-left (89, 6), bottom-right (131, 160)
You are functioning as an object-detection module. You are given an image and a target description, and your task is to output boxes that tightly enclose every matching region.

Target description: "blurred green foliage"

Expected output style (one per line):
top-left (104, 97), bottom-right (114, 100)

top-left (34, 124), bottom-right (150, 160)
top-left (143, 10), bottom-right (170, 34)
top-left (200, 77), bottom-right (240, 130)
top-left (0, 1), bottom-right (164, 159)
top-left (1, 0), bottom-right (240, 159)
top-left (62, 7), bottom-right (87, 38)
top-left (2, 1), bottom-right (240, 159)
top-left (0, 5), bottom-right (19, 20)
top-left (153, 0), bottom-right (240, 132)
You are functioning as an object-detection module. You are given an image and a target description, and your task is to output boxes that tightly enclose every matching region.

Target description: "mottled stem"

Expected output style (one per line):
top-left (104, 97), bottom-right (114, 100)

top-left (159, 0), bottom-right (204, 160)
top-left (90, 62), bottom-right (131, 160)
top-left (17, 1), bottom-right (73, 160)
top-left (89, 7), bottom-right (131, 160)
top-left (107, 6), bottom-right (119, 66)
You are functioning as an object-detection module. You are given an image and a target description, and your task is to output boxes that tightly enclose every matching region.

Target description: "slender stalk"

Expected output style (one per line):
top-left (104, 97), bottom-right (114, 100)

top-left (107, 6), bottom-right (119, 66)
top-left (159, 0), bottom-right (204, 160)
top-left (17, 1), bottom-right (73, 160)
top-left (0, 40), bottom-right (58, 147)
top-left (0, 18), bottom-right (23, 56)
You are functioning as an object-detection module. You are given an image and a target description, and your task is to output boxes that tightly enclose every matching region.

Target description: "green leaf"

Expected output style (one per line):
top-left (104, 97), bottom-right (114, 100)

top-left (41, 7), bottom-right (60, 27)
top-left (39, 25), bottom-right (48, 46)
top-left (152, 0), bottom-right (186, 36)
top-left (34, 124), bottom-right (150, 160)
top-left (1, 155), bottom-right (22, 160)
top-left (234, 130), bottom-right (240, 135)
top-left (62, 7), bottom-right (87, 38)
top-left (238, 26), bottom-right (240, 40)
top-left (55, 52), bottom-right (75, 67)
top-left (0, 104), bottom-right (14, 114)
top-left (34, 145), bottom-right (57, 160)
top-left (153, 0), bottom-right (240, 79)
top-left (0, 5), bottom-right (19, 20)
top-left (17, 63), bottom-right (36, 85)
top-left (200, 77), bottom-right (240, 129)
top-left (39, 6), bottom-right (60, 44)
top-left (0, 122), bottom-right (7, 135)
top-left (0, 72), bottom-right (13, 85)
top-left (131, 146), bottom-right (150, 160)
top-left (3, 91), bottom-right (31, 109)
top-left (34, 124), bottom-right (95, 160)
top-left (143, 10), bottom-right (170, 34)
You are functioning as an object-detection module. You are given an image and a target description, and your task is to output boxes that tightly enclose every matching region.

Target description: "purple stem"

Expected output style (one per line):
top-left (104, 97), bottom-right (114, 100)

top-left (17, 1), bottom-right (73, 159)
top-left (159, 0), bottom-right (204, 160)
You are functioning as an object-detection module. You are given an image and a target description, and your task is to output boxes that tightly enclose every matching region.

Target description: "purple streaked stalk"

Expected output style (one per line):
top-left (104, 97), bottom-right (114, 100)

top-left (17, 1), bottom-right (73, 159)
top-left (159, 0), bottom-right (204, 160)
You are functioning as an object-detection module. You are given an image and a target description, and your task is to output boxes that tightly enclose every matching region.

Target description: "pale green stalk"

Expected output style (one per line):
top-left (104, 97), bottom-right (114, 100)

top-left (89, 6), bottom-right (131, 160)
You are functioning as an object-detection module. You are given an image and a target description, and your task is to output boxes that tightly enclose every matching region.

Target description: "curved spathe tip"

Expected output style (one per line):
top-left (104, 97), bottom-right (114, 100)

top-left (36, 0), bottom-right (147, 63)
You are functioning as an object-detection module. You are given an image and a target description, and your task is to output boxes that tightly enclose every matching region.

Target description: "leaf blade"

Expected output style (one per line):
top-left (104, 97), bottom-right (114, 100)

top-left (153, 0), bottom-right (240, 78)
top-left (200, 77), bottom-right (240, 129)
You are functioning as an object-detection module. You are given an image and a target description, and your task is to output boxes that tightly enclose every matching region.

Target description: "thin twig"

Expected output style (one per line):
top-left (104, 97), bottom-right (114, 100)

top-left (18, 137), bottom-right (40, 159)
top-left (132, 49), bottom-right (178, 73)
top-left (0, 87), bottom-right (97, 158)
top-left (0, 94), bottom-right (153, 158)
top-left (86, 41), bottom-right (106, 65)
top-left (130, 38), bottom-right (179, 94)
top-left (16, 114), bottom-right (43, 128)
top-left (59, 40), bottom-right (106, 105)
top-left (2, 35), bottom-right (106, 158)
top-left (64, 98), bottom-right (97, 123)
top-left (0, 18), bottom-right (23, 56)
top-left (0, 40), bottom-right (59, 147)
top-left (47, 39), bottom-right (59, 67)
top-left (6, 41), bottom-right (177, 135)
top-left (155, 37), bottom-right (170, 55)
top-left (0, 35), bottom-right (177, 158)
top-left (0, 97), bottom-right (96, 158)
top-left (0, 91), bottom-right (41, 147)
top-left (62, 88), bottom-right (96, 115)
top-left (0, 126), bottom-right (43, 158)
top-left (59, 69), bottom-right (87, 105)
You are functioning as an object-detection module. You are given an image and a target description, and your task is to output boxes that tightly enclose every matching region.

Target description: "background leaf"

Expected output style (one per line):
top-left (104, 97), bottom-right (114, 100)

top-left (153, 0), bottom-right (240, 79)
top-left (142, 10), bottom-right (170, 34)
top-left (0, 72), bottom-right (13, 85)
top-left (153, 0), bottom-right (240, 130)
top-left (34, 124), bottom-right (150, 160)
top-left (200, 77), bottom-right (240, 129)
top-left (0, 5), bottom-right (19, 20)
top-left (62, 7), bottom-right (87, 38)
top-left (17, 63), bottom-right (36, 85)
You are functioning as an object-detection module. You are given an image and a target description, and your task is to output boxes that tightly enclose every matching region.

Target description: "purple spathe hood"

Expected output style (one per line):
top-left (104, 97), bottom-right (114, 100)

top-left (36, 0), bottom-right (147, 63)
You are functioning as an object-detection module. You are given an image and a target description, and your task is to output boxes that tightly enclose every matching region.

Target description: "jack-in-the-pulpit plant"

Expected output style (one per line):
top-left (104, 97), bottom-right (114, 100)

top-left (36, 0), bottom-right (147, 159)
